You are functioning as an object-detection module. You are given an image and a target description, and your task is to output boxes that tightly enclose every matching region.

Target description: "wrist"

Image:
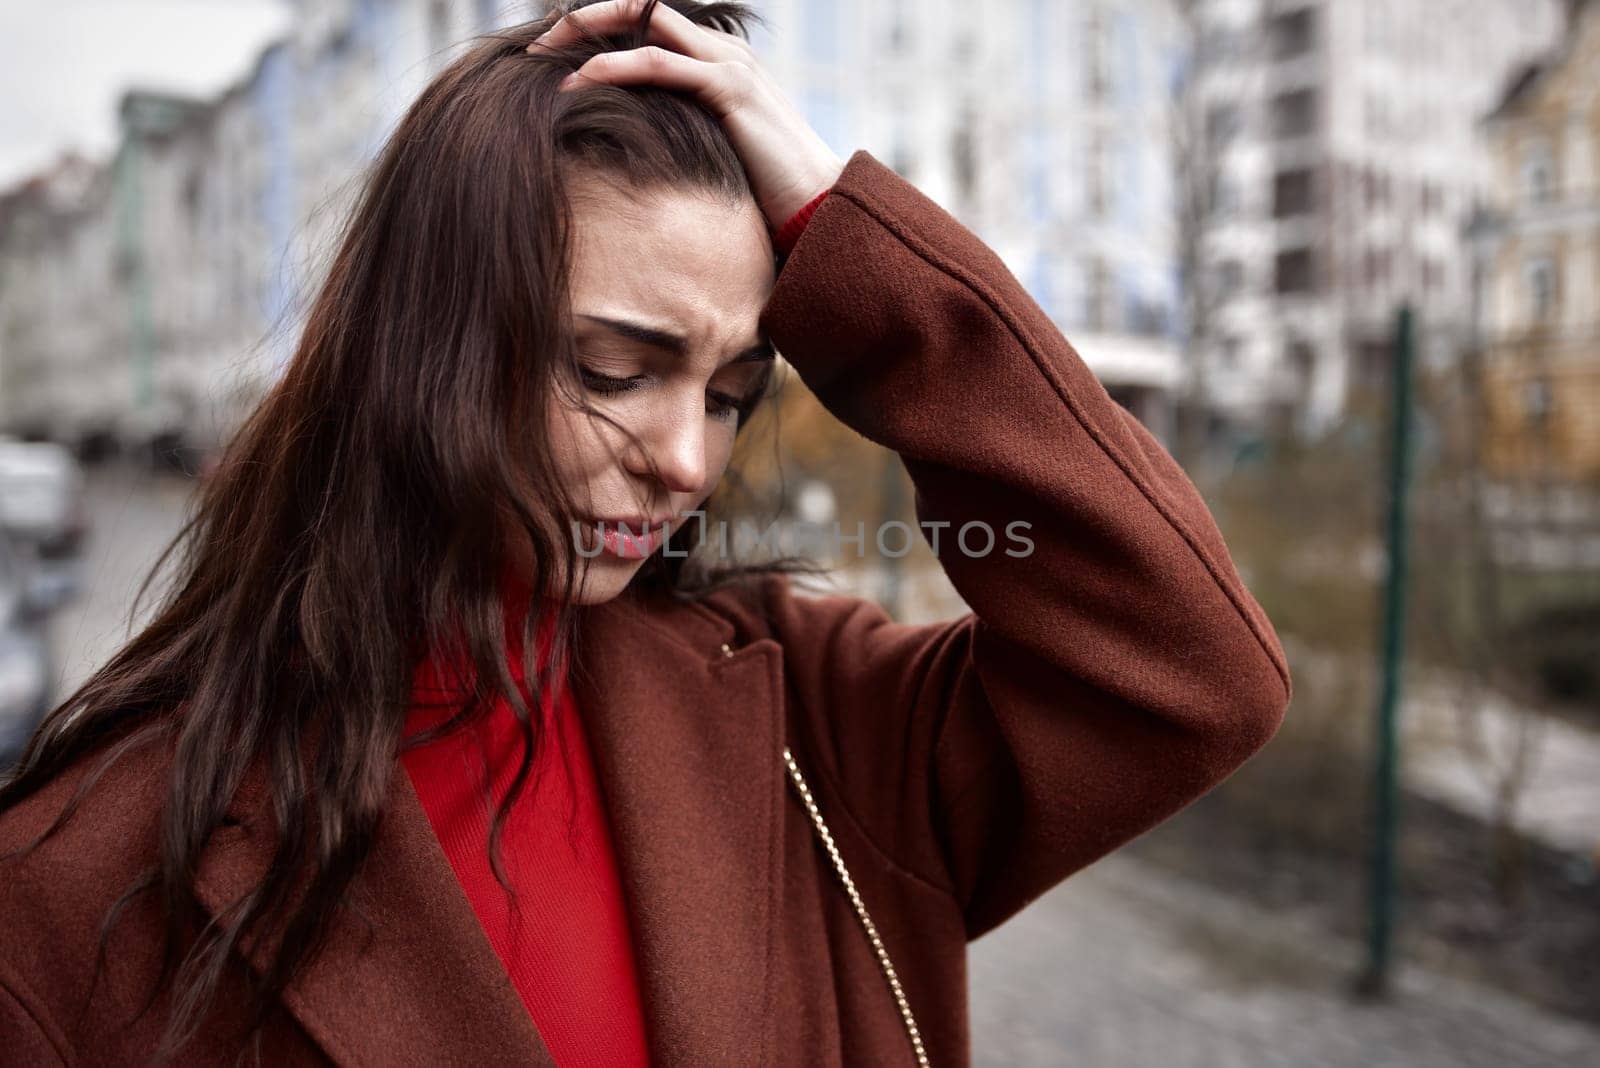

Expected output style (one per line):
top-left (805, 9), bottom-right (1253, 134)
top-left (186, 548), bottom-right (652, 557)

top-left (773, 187), bottom-right (831, 256)
top-left (768, 153), bottom-right (843, 224)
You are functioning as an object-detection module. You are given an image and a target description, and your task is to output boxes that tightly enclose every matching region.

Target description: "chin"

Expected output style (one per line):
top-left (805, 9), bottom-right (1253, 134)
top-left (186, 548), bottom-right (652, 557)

top-left (547, 554), bottom-right (644, 605)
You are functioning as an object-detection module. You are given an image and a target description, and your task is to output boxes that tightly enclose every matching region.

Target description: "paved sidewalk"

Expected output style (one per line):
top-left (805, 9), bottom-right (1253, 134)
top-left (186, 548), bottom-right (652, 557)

top-left (1282, 635), bottom-right (1600, 862)
top-left (969, 851), bottom-right (1600, 1067)
top-left (45, 467), bottom-right (192, 697)
top-left (1404, 673), bottom-right (1600, 861)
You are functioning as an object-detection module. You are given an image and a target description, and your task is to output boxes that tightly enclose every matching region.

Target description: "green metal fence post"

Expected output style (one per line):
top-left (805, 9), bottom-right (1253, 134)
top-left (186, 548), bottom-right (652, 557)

top-left (1355, 303), bottom-right (1416, 997)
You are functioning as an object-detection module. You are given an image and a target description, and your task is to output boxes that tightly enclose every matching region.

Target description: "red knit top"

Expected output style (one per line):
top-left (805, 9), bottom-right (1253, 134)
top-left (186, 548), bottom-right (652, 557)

top-left (399, 191), bottom-right (828, 1064)
top-left (400, 580), bottom-right (646, 1066)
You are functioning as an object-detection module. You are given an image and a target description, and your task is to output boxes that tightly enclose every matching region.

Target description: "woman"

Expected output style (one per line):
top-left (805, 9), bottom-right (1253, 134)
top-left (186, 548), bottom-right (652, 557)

top-left (0, 1), bottom-right (1292, 1065)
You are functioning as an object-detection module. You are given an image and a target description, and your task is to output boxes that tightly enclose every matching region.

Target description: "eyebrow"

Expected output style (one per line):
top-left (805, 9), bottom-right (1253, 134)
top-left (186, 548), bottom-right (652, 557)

top-left (577, 313), bottom-right (775, 366)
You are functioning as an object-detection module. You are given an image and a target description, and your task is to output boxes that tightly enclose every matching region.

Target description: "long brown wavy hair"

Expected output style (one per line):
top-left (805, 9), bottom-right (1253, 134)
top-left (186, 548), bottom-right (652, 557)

top-left (0, 1), bottom-right (815, 1059)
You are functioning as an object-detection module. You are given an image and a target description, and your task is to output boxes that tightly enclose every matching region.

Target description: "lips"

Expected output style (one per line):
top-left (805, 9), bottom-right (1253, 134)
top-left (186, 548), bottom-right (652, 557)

top-left (581, 514), bottom-right (675, 560)
top-left (588, 514), bottom-right (675, 534)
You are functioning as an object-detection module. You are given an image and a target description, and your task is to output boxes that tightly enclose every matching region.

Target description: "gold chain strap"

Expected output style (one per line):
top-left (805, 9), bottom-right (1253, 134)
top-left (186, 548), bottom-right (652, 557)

top-left (781, 746), bottom-right (932, 1068)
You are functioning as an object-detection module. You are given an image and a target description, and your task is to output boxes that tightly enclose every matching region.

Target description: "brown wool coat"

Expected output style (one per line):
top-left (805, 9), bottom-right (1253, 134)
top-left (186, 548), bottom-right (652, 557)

top-left (0, 149), bottom-right (1292, 1067)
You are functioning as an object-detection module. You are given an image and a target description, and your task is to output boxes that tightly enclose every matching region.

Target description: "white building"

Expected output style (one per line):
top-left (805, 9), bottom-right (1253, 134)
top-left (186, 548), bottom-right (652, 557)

top-left (0, 154), bottom-right (121, 449)
top-left (754, 0), bottom-right (1186, 439)
top-left (3, 0), bottom-right (1187, 450)
top-left (0, 3), bottom-right (528, 455)
top-left (286, 0), bottom-right (527, 300)
top-left (1191, 0), bottom-right (1564, 438)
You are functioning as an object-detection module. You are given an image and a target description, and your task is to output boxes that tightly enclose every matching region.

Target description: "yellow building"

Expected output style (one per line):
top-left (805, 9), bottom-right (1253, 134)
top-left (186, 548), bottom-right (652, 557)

top-left (1480, 0), bottom-right (1600, 480)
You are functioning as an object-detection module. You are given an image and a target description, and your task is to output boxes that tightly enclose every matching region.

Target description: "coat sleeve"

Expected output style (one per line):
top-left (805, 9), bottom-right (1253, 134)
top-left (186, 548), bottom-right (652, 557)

top-left (754, 149), bottom-right (1293, 939)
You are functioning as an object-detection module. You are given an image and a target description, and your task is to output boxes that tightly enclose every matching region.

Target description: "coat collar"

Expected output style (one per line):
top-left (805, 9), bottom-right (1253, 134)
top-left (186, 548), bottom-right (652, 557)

top-left (194, 583), bottom-right (785, 1067)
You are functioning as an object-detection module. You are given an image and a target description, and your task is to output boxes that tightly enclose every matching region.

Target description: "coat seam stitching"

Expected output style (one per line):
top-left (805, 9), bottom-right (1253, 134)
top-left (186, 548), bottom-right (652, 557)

top-left (0, 950), bottom-right (73, 1066)
top-left (746, 578), bottom-right (962, 900)
top-left (786, 722), bottom-right (960, 900)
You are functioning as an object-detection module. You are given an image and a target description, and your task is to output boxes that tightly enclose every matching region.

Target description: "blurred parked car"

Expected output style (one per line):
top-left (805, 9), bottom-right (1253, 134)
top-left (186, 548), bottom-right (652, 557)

top-left (0, 437), bottom-right (88, 621)
top-left (0, 436), bottom-right (89, 561)
top-left (0, 530), bottom-right (57, 770)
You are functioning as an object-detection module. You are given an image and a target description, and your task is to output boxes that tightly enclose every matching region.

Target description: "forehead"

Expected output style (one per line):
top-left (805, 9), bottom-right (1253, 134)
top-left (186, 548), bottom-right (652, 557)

top-left (566, 177), bottom-right (776, 340)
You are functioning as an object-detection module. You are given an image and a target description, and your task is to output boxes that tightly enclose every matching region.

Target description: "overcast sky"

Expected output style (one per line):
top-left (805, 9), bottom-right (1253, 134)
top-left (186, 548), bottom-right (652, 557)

top-left (0, 0), bottom-right (292, 191)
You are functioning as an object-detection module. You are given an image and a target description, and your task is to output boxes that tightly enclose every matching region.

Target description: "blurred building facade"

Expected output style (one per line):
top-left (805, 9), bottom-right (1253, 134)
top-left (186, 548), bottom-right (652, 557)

top-left (1188, 0), bottom-right (1564, 439)
top-left (4, 0), bottom-right (1585, 462)
top-left (757, 0), bottom-right (1186, 439)
top-left (0, 0), bottom-right (1192, 459)
top-left (0, 0), bottom-right (521, 457)
top-left (0, 154), bottom-right (118, 452)
top-left (1479, 0), bottom-right (1600, 481)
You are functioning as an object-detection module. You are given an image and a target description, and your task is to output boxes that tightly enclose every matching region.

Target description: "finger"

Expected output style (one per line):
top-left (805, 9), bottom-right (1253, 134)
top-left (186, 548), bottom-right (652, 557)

top-left (530, 0), bottom-right (750, 65)
top-left (536, 0), bottom-right (749, 64)
top-left (561, 45), bottom-right (748, 113)
top-left (698, 26), bottom-right (759, 64)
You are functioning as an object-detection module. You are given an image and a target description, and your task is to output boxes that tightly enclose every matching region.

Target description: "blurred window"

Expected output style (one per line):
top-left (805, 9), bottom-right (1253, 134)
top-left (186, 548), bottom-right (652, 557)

top-left (1422, 257), bottom-right (1444, 294)
top-left (1217, 336), bottom-right (1242, 370)
top-left (1526, 256), bottom-right (1557, 321)
top-left (1126, 292), bottom-right (1169, 338)
top-left (1206, 103), bottom-right (1241, 146)
top-left (1523, 377), bottom-right (1553, 426)
top-left (1208, 172), bottom-right (1240, 218)
top-left (1522, 141), bottom-right (1555, 205)
top-left (1085, 6), bottom-right (1110, 102)
top-left (1362, 169), bottom-right (1394, 212)
top-left (1271, 89), bottom-right (1318, 139)
top-left (1275, 247), bottom-right (1316, 294)
top-left (183, 169), bottom-right (202, 220)
top-left (1268, 8), bottom-right (1317, 61)
top-left (1216, 259), bottom-right (1244, 301)
top-left (1287, 341), bottom-right (1315, 391)
top-left (1420, 181), bottom-right (1440, 218)
top-left (1358, 339), bottom-right (1391, 388)
top-left (1200, 22), bottom-right (1245, 65)
top-left (1273, 168), bottom-right (1316, 218)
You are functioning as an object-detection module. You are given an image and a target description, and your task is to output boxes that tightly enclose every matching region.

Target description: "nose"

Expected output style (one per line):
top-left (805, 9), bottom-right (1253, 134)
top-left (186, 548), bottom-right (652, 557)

top-left (623, 391), bottom-right (708, 494)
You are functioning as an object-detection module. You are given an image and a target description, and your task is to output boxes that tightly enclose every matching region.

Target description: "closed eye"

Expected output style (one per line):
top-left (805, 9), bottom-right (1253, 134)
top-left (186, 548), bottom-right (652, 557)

top-left (579, 367), bottom-right (646, 396)
top-left (581, 367), bottom-right (753, 421)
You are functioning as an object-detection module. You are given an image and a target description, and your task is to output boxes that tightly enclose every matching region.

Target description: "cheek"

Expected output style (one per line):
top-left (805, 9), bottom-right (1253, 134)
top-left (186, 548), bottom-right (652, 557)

top-left (543, 400), bottom-right (580, 478)
top-left (544, 396), bottom-right (613, 479)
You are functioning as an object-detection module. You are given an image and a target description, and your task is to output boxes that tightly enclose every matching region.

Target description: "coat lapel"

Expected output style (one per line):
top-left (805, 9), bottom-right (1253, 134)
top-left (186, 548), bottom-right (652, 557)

top-left (193, 585), bottom-right (785, 1067)
top-left (195, 751), bottom-right (555, 1067)
top-left (570, 588), bottom-right (786, 1066)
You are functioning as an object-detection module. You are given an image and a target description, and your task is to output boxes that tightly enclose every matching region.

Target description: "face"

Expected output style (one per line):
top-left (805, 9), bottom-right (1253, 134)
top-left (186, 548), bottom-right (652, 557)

top-left (540, 175), bottom-right (777, 604)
